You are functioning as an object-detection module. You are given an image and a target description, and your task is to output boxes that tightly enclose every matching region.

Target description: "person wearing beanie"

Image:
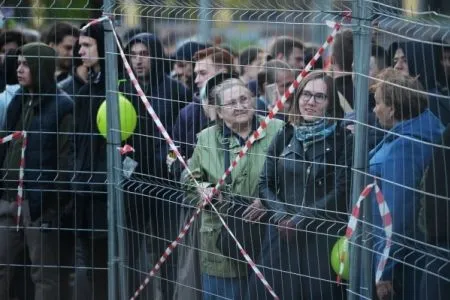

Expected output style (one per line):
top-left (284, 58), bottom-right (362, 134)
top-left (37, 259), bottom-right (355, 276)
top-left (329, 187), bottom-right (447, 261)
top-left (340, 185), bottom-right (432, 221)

top-left (170, 41), bottom-right (210, 91)
top-left (0, 42), bottom-right (74, 300)
top-left (118, 32), bottom-right (192, 299)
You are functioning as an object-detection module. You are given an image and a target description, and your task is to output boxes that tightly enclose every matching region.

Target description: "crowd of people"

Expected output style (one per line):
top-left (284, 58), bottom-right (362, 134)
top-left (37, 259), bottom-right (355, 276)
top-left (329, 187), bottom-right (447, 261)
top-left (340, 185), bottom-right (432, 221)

top-left (0, 19), bottom-right (449, 300)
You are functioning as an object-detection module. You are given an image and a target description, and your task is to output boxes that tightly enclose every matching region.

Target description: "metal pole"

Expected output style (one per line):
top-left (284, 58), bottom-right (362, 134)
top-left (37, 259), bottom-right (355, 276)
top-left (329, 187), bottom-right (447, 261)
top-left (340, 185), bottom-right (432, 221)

top-left (103, 2), bottom-right (128, 299)
top-left (349, 0), bottom-right (372, 299)
top-left (198, 0), bottom-right (211, 43)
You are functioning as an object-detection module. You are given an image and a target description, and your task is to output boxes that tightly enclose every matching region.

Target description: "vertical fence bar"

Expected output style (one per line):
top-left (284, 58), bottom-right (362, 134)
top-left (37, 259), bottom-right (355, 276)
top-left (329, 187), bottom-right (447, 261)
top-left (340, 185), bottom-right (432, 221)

top-left (198, 0), bottom-right (211, 43)
top-left (103, 2), bottom-right (127, 299)
top-left (349, 0), bottom-right (373, 299)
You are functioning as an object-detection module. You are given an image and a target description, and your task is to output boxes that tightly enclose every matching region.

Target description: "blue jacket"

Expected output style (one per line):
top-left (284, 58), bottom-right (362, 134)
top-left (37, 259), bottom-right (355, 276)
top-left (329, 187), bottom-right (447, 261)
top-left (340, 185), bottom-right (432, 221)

top-left (369, 109), bottom-right (444, 280)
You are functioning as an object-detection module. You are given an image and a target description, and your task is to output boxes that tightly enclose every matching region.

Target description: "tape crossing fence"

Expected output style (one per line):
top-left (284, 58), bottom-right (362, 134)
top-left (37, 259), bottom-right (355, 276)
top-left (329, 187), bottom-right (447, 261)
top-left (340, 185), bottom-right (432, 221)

top-left (0, 131), bottom-right (27, 231)
top-left (83, 14), bottom-right (346, 299)
top-left (339, 180), bottom-right (392, 284)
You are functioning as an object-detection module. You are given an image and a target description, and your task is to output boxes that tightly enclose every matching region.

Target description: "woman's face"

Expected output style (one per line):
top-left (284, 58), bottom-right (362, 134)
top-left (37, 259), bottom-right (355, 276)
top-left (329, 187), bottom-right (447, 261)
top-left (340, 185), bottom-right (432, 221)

top-left (298, 78), bottom-right (329, 122)
top-left (217, 85), bottom-right (255, 129)
top-left (393, 48), bottom-right (409, 76)
top-left (373, 87), bottom-right (395, 129)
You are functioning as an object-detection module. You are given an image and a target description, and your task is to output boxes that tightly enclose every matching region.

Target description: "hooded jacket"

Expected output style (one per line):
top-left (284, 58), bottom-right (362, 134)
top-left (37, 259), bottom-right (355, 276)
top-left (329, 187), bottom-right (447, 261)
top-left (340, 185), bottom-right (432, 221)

top-left (120, 33), bottom-right (191, 178)
top-left (0, 43), bottom-right (74, 221)
top-left (72, 23), bottom-right (117, 234)
top-left (369, 109), bottom-right (444, 280)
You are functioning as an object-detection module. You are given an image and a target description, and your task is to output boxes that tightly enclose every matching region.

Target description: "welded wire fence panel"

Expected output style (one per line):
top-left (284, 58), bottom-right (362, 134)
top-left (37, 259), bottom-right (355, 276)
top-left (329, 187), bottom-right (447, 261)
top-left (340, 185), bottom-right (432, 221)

top-left (0, 0), bottom-right (449, 299)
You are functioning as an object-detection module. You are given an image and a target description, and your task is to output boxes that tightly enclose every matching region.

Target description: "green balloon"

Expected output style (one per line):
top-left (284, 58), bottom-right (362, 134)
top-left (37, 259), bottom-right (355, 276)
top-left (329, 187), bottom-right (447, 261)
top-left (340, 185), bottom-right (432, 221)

top-left (330, 236), bottom-right (350, 281)
top-left (97, 94), bottom-right (137, 141)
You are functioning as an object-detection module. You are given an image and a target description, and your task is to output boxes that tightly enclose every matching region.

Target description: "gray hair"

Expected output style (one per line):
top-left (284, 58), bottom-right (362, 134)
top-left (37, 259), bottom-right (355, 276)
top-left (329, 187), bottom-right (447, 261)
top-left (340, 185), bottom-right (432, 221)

top-left (210, 78), bottom-right (255, 128)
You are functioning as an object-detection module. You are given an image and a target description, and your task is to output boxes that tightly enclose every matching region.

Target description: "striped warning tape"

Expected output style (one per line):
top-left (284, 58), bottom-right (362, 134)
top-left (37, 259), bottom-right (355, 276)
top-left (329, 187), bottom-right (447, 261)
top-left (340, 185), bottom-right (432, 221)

top-left (0, 131), bottom-right (27, 231)
top-left (82, 14), bottom-right (346, 300)
top-left (339, 180), bottom-right (392, 284)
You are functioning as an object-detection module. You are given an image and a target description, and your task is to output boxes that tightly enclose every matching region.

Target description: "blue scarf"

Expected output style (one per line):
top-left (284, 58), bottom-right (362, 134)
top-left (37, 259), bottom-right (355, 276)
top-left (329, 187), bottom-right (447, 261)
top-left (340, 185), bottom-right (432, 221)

top-left (295, 119), bottom-right (336, 148)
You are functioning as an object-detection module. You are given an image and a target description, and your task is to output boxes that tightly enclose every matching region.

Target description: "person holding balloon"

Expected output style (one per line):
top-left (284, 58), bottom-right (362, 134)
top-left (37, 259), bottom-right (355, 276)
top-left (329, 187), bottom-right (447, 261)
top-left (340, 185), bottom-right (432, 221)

top-left (247, 70), bottom-right (353, 300)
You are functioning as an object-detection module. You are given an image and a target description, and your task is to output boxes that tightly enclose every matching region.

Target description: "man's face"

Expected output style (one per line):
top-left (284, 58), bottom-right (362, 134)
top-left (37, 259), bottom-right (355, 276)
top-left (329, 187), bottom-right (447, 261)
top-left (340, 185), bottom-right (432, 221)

top-left (442, 49), bottom-right (450, 74)
top-left (194, 57), bottom-right (220, 89)
top-left (17, 55), bottom-right (32, 88)
top-left (287, 47), bottom-right (305, 71)
top-left (130, 43), bottom-right (151, 78)
top-left (244, 51), bottom-right (267, 81)
top-left (52, 35), bottom-right (78, 71)
top-left (276, 70), bottom-right (295, 112)
top-left (78, 35), bottom-right (99, 68)
top-left (0, 41), bottom-right (19, 64)
top-left (173, 61), bottom-right (193, 87)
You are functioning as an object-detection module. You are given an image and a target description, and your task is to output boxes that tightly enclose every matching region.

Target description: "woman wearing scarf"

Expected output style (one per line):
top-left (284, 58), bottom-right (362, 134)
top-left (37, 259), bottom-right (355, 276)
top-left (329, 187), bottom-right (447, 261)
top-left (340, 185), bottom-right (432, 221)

top-left (247, 70), bottom-right (353, 299)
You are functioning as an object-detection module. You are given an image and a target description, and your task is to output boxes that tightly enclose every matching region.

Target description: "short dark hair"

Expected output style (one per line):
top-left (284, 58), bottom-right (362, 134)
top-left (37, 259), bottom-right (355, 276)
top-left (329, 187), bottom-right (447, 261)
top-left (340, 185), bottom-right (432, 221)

top-left (371, 44), bottom-right (388, 71)
top-left (193, 47), bottom-right (234, 73)
top-left (332, 29), bottom-right (353, 72)
top-left (0, 30), bottom-right (26, 50)
top-left (270, 36), bottom-right (304, 60)
top-left (257, 59), bottom-right (292, 92)
top-left (289, 71), bottom-right (344, 124)
top-left (43, 22), bottom-right (80, 45)
top-left (374, 67), bottom-right (428, 121)
top-left (238, 46), bottom-right (263, 74)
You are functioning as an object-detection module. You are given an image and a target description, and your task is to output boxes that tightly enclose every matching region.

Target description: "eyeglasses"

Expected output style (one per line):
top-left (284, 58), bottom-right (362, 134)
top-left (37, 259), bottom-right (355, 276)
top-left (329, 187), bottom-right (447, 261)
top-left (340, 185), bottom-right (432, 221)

top-left (299, 91), bottom-right (327, 103)
top-left (220, 95), bottom-right (251, 108)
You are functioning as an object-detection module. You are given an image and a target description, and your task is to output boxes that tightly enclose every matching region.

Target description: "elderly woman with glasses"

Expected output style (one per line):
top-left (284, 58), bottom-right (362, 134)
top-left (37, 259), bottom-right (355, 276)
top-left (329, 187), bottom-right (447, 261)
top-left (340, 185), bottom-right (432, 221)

top-left (247, 70), bottom-right (353, 299)
top-left (182, 78), bottom-right (284, 299)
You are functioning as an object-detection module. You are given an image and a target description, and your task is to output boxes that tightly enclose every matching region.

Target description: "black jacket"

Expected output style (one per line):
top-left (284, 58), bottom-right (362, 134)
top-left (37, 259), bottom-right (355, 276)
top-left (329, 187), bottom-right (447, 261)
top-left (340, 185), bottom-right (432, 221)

top-left (120, 33), bottom-right (191, 178)
top-left (420, 124), bottom-right (450, 247)
top-left (259, 123), bottom-right (353, 231)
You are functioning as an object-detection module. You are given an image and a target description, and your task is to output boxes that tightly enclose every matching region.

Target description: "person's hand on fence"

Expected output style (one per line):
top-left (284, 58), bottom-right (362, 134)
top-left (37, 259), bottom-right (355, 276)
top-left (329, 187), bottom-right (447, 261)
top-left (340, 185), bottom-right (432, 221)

top-left (277, 219), bottom-right (295, 239)
top-left (197, 185), bottom-right (223, 205)
top-left (376, 280), bottom-right (394, 300)
top-left (242, 198), bottom-right (266, 222)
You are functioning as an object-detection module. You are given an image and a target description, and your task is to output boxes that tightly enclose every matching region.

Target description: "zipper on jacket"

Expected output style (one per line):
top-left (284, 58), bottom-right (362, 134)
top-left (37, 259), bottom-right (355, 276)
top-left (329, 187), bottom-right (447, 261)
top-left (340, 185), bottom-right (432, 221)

top-left (301, 145), bottom-right (311, 206)
top-left (301, 164), bottom-right (312, 206)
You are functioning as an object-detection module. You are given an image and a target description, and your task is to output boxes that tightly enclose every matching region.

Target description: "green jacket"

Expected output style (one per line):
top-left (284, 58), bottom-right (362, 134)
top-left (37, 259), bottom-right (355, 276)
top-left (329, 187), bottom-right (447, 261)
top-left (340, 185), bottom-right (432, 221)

top-left (183, 116), bottom-right (284, 278)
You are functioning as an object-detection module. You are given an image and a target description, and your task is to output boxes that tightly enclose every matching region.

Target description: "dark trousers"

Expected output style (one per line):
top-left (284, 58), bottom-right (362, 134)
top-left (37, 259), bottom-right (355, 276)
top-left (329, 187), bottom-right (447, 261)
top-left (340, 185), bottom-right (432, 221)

top-left (73, 236), bottom-right (108, 300)
top-left (0, 200), bottom-right (62, 300)
top-left (247, 225), bottom-right (346, 300)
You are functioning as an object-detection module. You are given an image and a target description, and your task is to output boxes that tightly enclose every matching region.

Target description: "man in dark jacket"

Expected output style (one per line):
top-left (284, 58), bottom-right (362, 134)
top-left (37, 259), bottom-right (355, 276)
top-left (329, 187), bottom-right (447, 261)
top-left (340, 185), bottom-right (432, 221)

top-left (120, 32), bottom-right (191, 299)
top-left (58, 39), bottom-right (89, 98)
top-left (72, 22), bottom-right (112, 300)
top-left (0, 42), bottom-right (74, 300)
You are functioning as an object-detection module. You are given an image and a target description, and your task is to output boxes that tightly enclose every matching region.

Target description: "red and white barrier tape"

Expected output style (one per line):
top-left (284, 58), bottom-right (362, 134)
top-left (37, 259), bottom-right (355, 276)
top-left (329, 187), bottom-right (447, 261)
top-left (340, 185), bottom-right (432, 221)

top-left (0, 131), bottom-right (27, 231)
top-left (340, 180), bottom-right (392, 283)
top-left (83, 14), bottom-right (344, 300)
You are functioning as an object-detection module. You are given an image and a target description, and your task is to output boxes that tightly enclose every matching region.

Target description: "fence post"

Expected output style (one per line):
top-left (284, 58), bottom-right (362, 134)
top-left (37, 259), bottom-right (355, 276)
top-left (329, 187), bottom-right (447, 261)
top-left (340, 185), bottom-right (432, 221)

top-left (349, 0), bottom-right (373, 299)
top-left (103, 3), bottom-right (128, 300)
top-left (198, 0), bottom-right (211, 43)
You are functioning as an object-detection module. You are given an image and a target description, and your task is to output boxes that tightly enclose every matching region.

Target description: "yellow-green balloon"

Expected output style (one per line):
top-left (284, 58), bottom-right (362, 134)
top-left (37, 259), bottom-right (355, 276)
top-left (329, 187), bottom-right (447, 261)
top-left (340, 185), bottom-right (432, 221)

top-left (97, 94), bottom-right (137, 141)
top-left (330, 236), bottom-right (350, 280)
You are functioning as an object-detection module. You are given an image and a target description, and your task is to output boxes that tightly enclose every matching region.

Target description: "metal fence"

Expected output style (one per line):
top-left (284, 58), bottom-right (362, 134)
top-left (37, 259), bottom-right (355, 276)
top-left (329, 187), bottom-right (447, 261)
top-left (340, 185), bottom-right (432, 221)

top-left (0, 0), bottom-right (449, 299)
